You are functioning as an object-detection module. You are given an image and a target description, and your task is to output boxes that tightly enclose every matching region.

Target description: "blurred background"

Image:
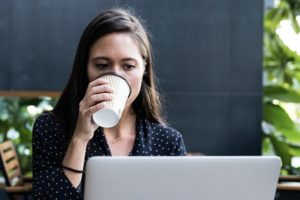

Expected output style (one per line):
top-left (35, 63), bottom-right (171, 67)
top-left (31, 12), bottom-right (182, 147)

top-left (0, 0), bottom-right (300, 199)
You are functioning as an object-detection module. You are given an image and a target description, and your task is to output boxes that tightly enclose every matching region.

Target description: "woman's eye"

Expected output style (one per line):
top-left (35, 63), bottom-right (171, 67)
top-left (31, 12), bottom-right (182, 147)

top-left (123, 64), bottom-right (135, 70)
top-left (95, 64), bottom-right (109, 69)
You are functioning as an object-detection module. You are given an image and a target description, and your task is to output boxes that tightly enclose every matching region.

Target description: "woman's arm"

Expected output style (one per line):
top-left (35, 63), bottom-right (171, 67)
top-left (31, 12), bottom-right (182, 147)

top-left (62, 134), bottom-right (88, 188)
top-left (62, 78), bottom-right (113, 186)
top-left (32, 113), bottom-right (82, 199)
top-left (172, 131), bottom-right (187, 156)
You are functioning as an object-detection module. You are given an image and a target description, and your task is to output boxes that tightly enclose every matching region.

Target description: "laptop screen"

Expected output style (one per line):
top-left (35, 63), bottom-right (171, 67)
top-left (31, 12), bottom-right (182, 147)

top-left (84, 156), bottom-right (281, 200)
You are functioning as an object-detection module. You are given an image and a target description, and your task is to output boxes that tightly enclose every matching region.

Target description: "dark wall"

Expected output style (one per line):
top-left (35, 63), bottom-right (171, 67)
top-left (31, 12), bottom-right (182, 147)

top-left (0, 0), bottom-right (263, 155)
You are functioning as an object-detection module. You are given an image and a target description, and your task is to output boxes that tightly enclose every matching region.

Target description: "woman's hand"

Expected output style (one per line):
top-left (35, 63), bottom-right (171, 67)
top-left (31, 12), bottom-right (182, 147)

top-left (73, 78), bottom-right (113, 142)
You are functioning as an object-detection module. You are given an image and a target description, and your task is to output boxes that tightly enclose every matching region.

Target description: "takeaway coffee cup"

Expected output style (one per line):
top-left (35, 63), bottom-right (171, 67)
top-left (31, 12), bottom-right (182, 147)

top-left (92, 73), bottom-right (131, 128)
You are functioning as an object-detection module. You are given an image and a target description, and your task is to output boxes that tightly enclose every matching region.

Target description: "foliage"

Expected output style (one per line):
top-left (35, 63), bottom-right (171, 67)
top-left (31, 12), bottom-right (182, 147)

top-left (263, 0), bottom-right (300, 175)
top-left (0, 97), bottom-right (57, 176)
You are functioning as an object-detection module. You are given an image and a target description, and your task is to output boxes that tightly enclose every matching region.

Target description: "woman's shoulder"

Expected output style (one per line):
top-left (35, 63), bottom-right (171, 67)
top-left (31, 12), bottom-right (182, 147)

top-left (140, 118), bottom-right (186, 155)
top-left (33, 111), bottom-right (68, 142)
top-left (141, 118), bottom-right (183, 140)
top-left (34, 111), bottom-right (66, 127)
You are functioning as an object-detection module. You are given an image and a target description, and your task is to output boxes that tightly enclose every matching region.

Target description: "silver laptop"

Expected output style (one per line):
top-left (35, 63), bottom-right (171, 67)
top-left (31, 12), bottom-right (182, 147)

top-left (84, 156), bottom-right (281, 200)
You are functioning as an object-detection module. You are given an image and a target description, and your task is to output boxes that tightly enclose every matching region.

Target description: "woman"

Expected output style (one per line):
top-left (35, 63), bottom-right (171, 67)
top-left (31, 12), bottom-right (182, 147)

top-left (32, 8), bottom-right (186, 199)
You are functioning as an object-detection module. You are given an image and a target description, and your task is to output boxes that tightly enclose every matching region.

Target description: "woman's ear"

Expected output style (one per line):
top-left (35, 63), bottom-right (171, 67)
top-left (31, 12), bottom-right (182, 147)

top-left (143, 68), bottom-right (148, 78)
top-left (142, 59), bottom-right (147, 70)
top-left (142, 58), bottom-right (147, 78)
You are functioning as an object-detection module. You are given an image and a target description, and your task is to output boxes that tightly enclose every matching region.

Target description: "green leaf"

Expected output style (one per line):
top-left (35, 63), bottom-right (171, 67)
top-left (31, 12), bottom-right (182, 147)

top-left (262, 137), bottom-right (275, 155)
top-left (289, 9), bottom-right (300, 33)
top-left (280, 129), bottom-right (300, 144)
top-left (269, 135), bottom-right (292, 166)
top-left (263, 102), bottom-right (294, 129)
top-left (289, 146), bottom-right (300, 156)
top-left (264, 86), bottom-right (300, 102)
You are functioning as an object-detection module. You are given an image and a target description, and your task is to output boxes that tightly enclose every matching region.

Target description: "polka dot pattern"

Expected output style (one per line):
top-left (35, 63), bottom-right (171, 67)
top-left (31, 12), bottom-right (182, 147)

top-left (32, 112), bottom-right (187, 199)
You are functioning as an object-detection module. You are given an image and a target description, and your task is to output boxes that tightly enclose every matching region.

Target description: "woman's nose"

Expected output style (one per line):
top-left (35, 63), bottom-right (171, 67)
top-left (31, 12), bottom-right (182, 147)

top-left (110, 66), bottom-right (123, 76)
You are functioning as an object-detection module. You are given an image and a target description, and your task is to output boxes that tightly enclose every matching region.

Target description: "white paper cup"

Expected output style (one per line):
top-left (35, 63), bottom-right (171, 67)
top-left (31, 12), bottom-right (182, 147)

top-left (92, 73), bottom-right (131, 128)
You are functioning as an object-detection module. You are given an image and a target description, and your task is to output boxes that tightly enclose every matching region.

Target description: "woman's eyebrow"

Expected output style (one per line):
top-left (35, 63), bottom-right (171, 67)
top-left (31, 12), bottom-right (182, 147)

top-left (121, 58), bottom-right (138, 63)
top-left (92, 56), bottom-right (138, 63)
top-left (92, 56), bottom-right (110, 61)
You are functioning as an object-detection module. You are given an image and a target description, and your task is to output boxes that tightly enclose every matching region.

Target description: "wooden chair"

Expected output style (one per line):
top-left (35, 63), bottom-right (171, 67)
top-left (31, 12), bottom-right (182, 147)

top-left (276, 175), bottom-right (300, 199)
top-left (277, 175), bottom-right (300, 191)
top-left (0, 140), bottom-right (32, 200)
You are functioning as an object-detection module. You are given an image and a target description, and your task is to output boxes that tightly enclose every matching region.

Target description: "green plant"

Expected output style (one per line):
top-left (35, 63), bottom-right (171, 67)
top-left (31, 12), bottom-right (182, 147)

top-left (0, 97), bottom-right (57, 176)
top-left (263, 0), bottom-right (300, 175)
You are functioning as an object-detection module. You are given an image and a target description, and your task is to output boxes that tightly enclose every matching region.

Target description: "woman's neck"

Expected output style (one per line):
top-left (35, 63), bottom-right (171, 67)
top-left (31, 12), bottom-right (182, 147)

top-left (103, 107), bottom-right (136, 141)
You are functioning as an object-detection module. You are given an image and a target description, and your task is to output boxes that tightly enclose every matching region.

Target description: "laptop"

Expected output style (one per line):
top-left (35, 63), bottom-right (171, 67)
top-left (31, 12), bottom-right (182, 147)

top-left (84, 156), bottom-right (281, 200)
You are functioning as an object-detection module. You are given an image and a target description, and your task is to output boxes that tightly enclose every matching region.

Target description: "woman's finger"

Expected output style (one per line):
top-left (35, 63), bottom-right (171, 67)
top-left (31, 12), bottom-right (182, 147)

top-left (86, 93), bottom-right (113, 107)
top-left (88, 78), bottom-right (109, 89)
top-left (88, 84), bottom-right (113, 96)
top-left (82, 102), bottom-right (106, 118)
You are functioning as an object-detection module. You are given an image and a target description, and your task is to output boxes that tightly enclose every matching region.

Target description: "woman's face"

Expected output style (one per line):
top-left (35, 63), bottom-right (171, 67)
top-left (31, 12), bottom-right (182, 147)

top-left (87, 32), bottom-right (145, 109)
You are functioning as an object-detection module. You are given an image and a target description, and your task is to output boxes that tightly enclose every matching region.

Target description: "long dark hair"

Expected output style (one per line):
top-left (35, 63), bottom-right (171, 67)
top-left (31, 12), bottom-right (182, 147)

top-left (52, 8), bottom-right (165, 139)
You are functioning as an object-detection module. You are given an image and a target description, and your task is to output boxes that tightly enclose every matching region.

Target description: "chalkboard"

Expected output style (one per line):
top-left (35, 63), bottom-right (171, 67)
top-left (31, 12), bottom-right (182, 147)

top-left (0, 0), bottom-right (263, 155)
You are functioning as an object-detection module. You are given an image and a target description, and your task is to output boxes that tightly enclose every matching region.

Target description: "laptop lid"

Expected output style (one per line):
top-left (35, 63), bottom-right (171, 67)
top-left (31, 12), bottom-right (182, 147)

top-left (84, 156), bottom-right (281, 200)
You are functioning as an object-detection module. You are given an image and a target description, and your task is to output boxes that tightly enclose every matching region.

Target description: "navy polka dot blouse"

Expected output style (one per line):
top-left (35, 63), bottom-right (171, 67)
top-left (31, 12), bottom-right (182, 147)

top-left (32, 112), bottom-right (187, 199)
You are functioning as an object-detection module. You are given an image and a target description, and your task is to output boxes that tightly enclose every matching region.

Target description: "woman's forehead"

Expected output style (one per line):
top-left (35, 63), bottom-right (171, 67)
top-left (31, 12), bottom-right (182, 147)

top-left (89, 33), bottom-right (143, 61)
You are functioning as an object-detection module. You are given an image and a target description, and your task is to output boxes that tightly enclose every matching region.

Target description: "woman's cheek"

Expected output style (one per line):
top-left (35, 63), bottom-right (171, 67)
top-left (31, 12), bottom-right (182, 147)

top-left (128, 79), bottom-right (142, 103)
